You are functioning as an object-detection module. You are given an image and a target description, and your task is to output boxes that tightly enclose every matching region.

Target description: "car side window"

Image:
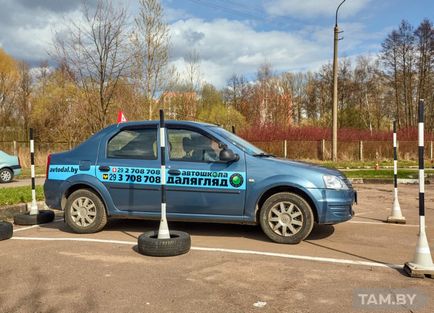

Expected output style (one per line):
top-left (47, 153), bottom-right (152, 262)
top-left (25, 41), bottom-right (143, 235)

top-left (168, 129), bottom-right (222, 162)
top-left (108, 128), bottom-right (157, 160)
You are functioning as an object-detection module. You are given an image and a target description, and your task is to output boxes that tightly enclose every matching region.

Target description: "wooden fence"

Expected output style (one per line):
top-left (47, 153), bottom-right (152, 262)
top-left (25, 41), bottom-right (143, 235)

top-left (251, 140), bottom-right (434, 161)
top-left (1, 139), bottom-right (433, 168)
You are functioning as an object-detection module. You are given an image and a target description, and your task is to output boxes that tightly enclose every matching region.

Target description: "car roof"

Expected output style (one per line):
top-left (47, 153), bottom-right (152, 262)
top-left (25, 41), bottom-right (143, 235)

top-left (109, 120), bottom-right (217, 128)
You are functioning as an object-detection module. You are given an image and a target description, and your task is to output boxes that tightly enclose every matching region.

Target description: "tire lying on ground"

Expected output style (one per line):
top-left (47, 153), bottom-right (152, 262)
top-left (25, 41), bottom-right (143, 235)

top-left (138, 230), bottom-right (191, 257)
top-left (13, 210), bottom-right (55, 225)
top-left (0, 221), bottom-right (13, 240)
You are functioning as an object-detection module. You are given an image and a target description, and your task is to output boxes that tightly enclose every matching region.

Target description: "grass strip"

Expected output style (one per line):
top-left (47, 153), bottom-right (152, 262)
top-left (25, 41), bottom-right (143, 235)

top-left (0, 185), bottom-right (44, 206)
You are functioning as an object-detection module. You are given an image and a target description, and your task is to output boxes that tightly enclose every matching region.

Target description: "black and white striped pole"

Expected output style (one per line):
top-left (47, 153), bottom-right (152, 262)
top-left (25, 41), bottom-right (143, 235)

top-left (158, 109), bottom-right (170, 239)
top-left (137, 109), bottom-right (191, 256)
top-left (387, 120), bottom-right (406, 224)
top-left (404, 100), bottom-right (434, 278)
top-left (14, 128), bottom-right (54, 225)
top-left (29, 128), bottom-right (38, 215)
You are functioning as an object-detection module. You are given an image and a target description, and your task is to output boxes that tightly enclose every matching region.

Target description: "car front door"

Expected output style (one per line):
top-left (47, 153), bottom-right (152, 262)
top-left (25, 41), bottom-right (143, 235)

top-left (165, 126), bottom-right (246, 217)
top-left (96, 125), bottom-right (161, 212)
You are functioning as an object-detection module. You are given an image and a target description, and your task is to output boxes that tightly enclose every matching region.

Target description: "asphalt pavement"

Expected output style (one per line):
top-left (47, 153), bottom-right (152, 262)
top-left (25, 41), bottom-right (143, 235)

top-left (1, 184), bottom-right (434, 312)
top-left (0, 177), bottom-right (45, 188)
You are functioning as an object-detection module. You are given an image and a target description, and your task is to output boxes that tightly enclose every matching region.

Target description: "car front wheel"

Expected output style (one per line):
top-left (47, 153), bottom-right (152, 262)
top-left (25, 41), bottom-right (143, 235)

top-left (65, 189), bottom-right (107, 233)
top-left (0, 168), bottom-right (13, 183)
top-left (260, 192), bottom-right (314, 244)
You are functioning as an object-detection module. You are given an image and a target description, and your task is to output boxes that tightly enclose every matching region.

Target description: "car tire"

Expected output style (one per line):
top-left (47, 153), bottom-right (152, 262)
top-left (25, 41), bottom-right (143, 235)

top-left (65, 189), bottom-right (107, 234)
top-left (13, 210), bottom-right (55, 225)
top-left (260, 192), bottom-right (314, 244)
top-left (0, 168), bottom-right (13, 183)
top-left (137, 230), bottom-right (191, 257)
top-left (0, 221), bottom-right (13, 240)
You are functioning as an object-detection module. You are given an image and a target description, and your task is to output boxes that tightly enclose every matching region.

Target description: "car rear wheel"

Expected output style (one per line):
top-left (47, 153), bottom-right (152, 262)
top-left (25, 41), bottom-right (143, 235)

top-left (260, 192), bottom-right (314, 244)
top-left (0, 168), bottom-right (13, 183)
top-left (65, 189), bottom-right (107, 233)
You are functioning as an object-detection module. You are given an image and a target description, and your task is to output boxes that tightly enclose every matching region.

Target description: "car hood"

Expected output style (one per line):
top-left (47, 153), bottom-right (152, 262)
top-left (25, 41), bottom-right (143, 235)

top-left (260, 157), bottom-right (345, 177)
top-left (273, 158), bottom-right (345, 177)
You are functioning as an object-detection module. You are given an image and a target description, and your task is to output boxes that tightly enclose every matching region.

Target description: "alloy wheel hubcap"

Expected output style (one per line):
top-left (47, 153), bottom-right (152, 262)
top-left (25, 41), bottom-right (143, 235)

top-left (71, 197), bottom-right (97, 227)
top-left (268, 201), bottom-right (303, 237)
top-left (1, 171), bottom-right (11, 181)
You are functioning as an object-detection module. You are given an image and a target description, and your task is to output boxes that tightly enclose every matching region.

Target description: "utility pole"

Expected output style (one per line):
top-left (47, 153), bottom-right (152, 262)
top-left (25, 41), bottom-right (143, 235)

top-left (332, 0), bottom-right (346, 162)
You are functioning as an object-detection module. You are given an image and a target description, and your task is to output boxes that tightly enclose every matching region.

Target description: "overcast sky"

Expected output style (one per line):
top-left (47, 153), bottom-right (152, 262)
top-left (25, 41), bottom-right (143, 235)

top-left (0, 0), bottom-right (432, 87)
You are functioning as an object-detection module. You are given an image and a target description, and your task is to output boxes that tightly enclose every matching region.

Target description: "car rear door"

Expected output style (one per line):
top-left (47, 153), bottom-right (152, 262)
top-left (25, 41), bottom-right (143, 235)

top-left (96, 124), bottom-right (161, 212)
top-left (165, 125), bottom-right (246, 217)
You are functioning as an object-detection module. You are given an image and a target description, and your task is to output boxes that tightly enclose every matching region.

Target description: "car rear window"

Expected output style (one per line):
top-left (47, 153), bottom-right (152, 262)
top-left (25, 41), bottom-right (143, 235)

top-left (107, 128), bottom-right (157, 160)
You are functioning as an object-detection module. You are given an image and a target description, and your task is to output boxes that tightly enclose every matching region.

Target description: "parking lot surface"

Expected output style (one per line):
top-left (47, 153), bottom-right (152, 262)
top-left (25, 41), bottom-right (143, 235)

top-left (0, 178), bottom-right (45, 188)
top-left (1, 184), bottom-right (434, 312)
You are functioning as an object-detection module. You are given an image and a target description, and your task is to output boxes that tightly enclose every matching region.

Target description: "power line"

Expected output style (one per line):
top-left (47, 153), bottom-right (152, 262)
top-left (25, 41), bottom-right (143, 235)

top-left (186, 0), bottom-right (266, 21)
top-left (184, 0), bottom-right (293, 29)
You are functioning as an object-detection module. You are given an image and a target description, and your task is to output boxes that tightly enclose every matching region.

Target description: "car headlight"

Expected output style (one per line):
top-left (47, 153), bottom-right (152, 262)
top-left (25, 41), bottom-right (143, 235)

top-left (323, 175), bottom-right (349, 190)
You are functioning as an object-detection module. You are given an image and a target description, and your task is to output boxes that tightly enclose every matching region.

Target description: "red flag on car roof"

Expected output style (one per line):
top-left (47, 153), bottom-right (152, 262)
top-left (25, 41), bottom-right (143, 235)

top-left (117, 111), bottom-right (127, 123)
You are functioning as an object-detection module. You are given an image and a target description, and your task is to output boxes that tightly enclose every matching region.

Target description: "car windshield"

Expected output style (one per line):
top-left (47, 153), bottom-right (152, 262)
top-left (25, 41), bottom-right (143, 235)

top-left (210, 126), bottom-right (266, 155)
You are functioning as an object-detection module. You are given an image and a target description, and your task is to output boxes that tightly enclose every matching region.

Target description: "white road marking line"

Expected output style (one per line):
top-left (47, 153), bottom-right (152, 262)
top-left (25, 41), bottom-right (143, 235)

top-left (349, 220), bottom-right (419, 227)
top-left (191, 247), bottom-right (402, 269)
top-left (12, 225), bottom-right (40, 233)
top-left (12, 236), bottom-right (135, 245)
top-left (13, 218), bottom-right (64, 233)
top-left (10, 236), bottom-right (402, 270)
top-left (354, 212), bottom-right (375, 216)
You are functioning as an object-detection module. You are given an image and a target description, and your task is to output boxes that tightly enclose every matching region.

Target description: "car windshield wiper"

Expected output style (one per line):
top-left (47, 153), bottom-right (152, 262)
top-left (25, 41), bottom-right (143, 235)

top-left (252, 153), bottom-right (275, 157)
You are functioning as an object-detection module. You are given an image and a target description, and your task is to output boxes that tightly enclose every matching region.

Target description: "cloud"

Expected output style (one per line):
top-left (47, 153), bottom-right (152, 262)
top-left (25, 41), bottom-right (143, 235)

top-left (0, 0), bottom-right (382, 89)
top-left (169, 18), bottom-right (378, 87)
top-left (264, 0), bottom-right (372, 19)
top-left (164, 6), bottom-right (192, 22)
top-left (0, 0), bottom-right (86, 64)
top-left (15, 0), bottom-right (84, 13)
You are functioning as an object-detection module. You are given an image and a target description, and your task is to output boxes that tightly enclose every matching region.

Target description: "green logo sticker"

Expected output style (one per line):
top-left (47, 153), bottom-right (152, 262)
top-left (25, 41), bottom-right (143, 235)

top-left (229, 173), bottom-right (244, 188)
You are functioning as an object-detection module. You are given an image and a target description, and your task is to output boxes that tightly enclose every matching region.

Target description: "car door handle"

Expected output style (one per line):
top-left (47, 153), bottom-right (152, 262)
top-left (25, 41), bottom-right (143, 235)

top-left (98, 165), bottom-right (110, 172)
top-left (168, 169), bottom-right (181, 176)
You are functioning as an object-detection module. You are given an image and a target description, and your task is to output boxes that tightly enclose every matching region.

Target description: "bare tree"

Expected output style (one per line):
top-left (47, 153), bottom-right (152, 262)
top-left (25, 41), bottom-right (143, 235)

top-left (224, 74), bottom-right (251, 117)
top-left (184, 49), bottom-right (202, 92)
top-left (17, 61), bottom-right (32, 136)
top-left (398, 21), bottom-right (416, 126)
top-left (0, 48), bottom-right (19, 139)
top-left (381, 29), bottom-right (403, 126)
top-left (415, 19), bottom-right (434, 128)
top-left (53, 0), bottom-right (131, 132)
top-left (133, 0), bottom-right (170, 119)
top-left (280, 72), bottom-right (307, 125)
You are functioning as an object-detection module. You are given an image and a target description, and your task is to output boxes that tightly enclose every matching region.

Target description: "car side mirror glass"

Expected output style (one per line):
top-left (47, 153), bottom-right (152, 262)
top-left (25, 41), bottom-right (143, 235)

top-left (219, 148), bottom-right (239, 163)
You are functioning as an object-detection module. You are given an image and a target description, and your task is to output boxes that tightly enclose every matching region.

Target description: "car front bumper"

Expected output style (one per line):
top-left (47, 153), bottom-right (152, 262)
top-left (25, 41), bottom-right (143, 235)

top-left (310, 188), bottom-right (356, 224)
top-left (11, 165), bottom-right (21, 177)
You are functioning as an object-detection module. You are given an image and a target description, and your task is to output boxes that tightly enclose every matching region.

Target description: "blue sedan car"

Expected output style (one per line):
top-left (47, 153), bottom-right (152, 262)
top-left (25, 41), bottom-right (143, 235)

top-left (0, 150), bottom-right (21, 183)
top-left (44, 121), bottom-right (356, 244)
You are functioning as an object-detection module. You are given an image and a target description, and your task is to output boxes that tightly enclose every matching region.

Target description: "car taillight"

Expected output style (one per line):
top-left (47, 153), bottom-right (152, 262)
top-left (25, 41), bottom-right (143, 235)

top-left (18, 157), bottom-right (21, 167)
top-left (46, 154), bottom-right (51, 178)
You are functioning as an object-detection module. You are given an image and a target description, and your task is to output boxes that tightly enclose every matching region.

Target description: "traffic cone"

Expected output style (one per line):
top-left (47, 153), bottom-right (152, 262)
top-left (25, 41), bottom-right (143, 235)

top-left (158, 203), bottom-right (170, 239)
top-left (404, 219), bottom-right (434, 278)
top-left (387, 189), bottom-right (406, 224)
top-left (404, 100), bottom-right (434, 278)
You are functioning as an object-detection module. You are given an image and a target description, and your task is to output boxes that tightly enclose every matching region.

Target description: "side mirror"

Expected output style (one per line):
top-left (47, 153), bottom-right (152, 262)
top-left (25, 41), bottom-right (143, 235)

top-left (219, 148), bottom-right (239, 163)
